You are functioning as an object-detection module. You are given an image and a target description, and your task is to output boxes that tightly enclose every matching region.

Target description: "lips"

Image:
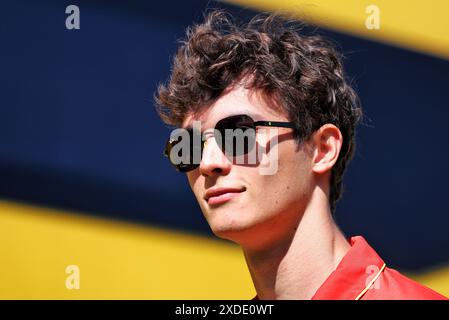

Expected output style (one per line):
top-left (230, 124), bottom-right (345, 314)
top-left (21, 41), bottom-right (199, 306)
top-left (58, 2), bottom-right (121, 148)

top-left (204, 187), bottom-right (246, 205)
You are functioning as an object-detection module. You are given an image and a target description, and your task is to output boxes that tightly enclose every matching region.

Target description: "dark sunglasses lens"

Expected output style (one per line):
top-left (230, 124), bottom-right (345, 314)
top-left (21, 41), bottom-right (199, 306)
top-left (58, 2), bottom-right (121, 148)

top-left (165, 129), bottom-right (202, 172)
top-left (165, 114), bottom-right (258, 171)
top-left (215, 115), bottom-right (256, 157)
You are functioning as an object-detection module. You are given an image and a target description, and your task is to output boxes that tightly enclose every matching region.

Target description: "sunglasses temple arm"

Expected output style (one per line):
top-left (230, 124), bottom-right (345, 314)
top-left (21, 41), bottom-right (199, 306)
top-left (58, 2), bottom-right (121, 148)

top-left (254, 121), bottom-right (296, 129)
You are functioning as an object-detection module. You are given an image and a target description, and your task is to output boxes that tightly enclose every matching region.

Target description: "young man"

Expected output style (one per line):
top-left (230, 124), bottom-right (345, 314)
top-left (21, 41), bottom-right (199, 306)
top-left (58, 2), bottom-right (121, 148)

top-left (155, 10), bottom-right (447, 300)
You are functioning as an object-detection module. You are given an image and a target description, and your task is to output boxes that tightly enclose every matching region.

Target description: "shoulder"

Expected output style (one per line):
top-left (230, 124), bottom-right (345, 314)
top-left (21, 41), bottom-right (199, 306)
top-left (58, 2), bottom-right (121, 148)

top-left (363, 266), bottom-right (448, 300)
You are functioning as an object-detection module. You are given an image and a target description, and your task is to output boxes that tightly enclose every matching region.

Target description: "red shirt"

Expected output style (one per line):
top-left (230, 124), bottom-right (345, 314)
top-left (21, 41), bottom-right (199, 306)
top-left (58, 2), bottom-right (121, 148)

top-left (253, 236), bottom-right (447, 300)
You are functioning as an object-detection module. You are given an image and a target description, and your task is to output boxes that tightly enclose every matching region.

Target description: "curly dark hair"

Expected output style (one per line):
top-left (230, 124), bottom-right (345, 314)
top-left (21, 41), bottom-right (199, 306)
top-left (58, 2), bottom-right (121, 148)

top-left (154, 10), bottom-right (362, 213)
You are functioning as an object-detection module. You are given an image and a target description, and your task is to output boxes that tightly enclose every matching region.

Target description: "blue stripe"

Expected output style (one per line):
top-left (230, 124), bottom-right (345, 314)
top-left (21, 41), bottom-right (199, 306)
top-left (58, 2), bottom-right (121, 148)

top-left (1, 0), bottom-right (449, 271)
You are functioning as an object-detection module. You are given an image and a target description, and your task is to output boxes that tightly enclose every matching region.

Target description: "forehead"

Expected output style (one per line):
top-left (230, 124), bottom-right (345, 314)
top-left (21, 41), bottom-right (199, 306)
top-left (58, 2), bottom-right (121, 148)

top-left (182, 85), bottom-right (287, 129)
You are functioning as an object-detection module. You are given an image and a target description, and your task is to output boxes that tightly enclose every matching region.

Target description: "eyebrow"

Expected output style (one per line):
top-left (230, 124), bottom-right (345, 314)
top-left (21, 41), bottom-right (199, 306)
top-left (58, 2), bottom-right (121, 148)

top-left (183, 112), bottom-right (263, 130)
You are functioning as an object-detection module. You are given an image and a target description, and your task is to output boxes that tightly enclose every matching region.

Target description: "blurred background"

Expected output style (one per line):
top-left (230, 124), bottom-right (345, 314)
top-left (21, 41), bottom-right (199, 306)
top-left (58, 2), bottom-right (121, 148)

top-left (0, 0), bottom-right (448, 299)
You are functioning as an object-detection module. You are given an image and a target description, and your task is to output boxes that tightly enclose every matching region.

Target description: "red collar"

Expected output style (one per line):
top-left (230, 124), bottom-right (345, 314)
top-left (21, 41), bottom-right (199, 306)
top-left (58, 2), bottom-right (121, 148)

top-left (311, 236), bottom-right (385, 299)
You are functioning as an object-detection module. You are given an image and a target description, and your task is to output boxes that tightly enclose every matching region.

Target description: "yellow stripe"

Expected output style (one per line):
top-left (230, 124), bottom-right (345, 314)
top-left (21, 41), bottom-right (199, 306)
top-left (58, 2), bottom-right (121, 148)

top-left (0, 200), bottom-right (254, 299)
top-left (224, 0), bottom-right (449, 60)
top-left (1, 199), bottom-right (448, 299)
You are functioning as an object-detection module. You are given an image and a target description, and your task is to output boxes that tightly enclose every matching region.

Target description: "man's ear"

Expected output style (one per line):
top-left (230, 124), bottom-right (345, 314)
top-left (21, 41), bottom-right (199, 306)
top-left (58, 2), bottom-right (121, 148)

top-left (311, 124), bottom-right (343, 174)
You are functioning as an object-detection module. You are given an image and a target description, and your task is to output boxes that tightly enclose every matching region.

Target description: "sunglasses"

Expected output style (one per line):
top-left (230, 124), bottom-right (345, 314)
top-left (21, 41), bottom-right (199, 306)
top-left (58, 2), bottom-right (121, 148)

top-left (163, 114), bottom-right (296, 172)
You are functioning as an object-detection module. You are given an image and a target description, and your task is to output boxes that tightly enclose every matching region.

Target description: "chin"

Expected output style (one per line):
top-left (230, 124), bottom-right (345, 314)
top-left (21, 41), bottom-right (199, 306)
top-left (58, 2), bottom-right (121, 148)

top-left (208, 215), bottom-right (258, 243)
top-left (211, 228), bottom-right (247, 244)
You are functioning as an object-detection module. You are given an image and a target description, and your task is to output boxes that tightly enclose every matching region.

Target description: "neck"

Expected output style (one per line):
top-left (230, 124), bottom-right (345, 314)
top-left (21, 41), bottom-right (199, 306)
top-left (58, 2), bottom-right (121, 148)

top-left (242, 187), bottom-right (350, 300)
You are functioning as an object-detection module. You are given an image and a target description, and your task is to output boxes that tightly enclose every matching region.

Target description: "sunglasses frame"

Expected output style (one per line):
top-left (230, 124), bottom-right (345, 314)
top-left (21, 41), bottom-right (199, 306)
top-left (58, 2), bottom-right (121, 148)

top-left (163, 114), bottom-right (296, 172)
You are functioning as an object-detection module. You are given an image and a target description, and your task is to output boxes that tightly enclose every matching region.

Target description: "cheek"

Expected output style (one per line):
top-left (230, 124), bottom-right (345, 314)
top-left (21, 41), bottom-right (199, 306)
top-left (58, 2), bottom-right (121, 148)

top-left (261, 148), bottom-right (313, 206)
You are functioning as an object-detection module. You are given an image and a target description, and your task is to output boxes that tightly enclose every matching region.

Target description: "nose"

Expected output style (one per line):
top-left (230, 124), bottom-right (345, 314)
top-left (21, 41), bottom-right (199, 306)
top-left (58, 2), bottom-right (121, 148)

top-left (199, 136), bottom-right (232, 177)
